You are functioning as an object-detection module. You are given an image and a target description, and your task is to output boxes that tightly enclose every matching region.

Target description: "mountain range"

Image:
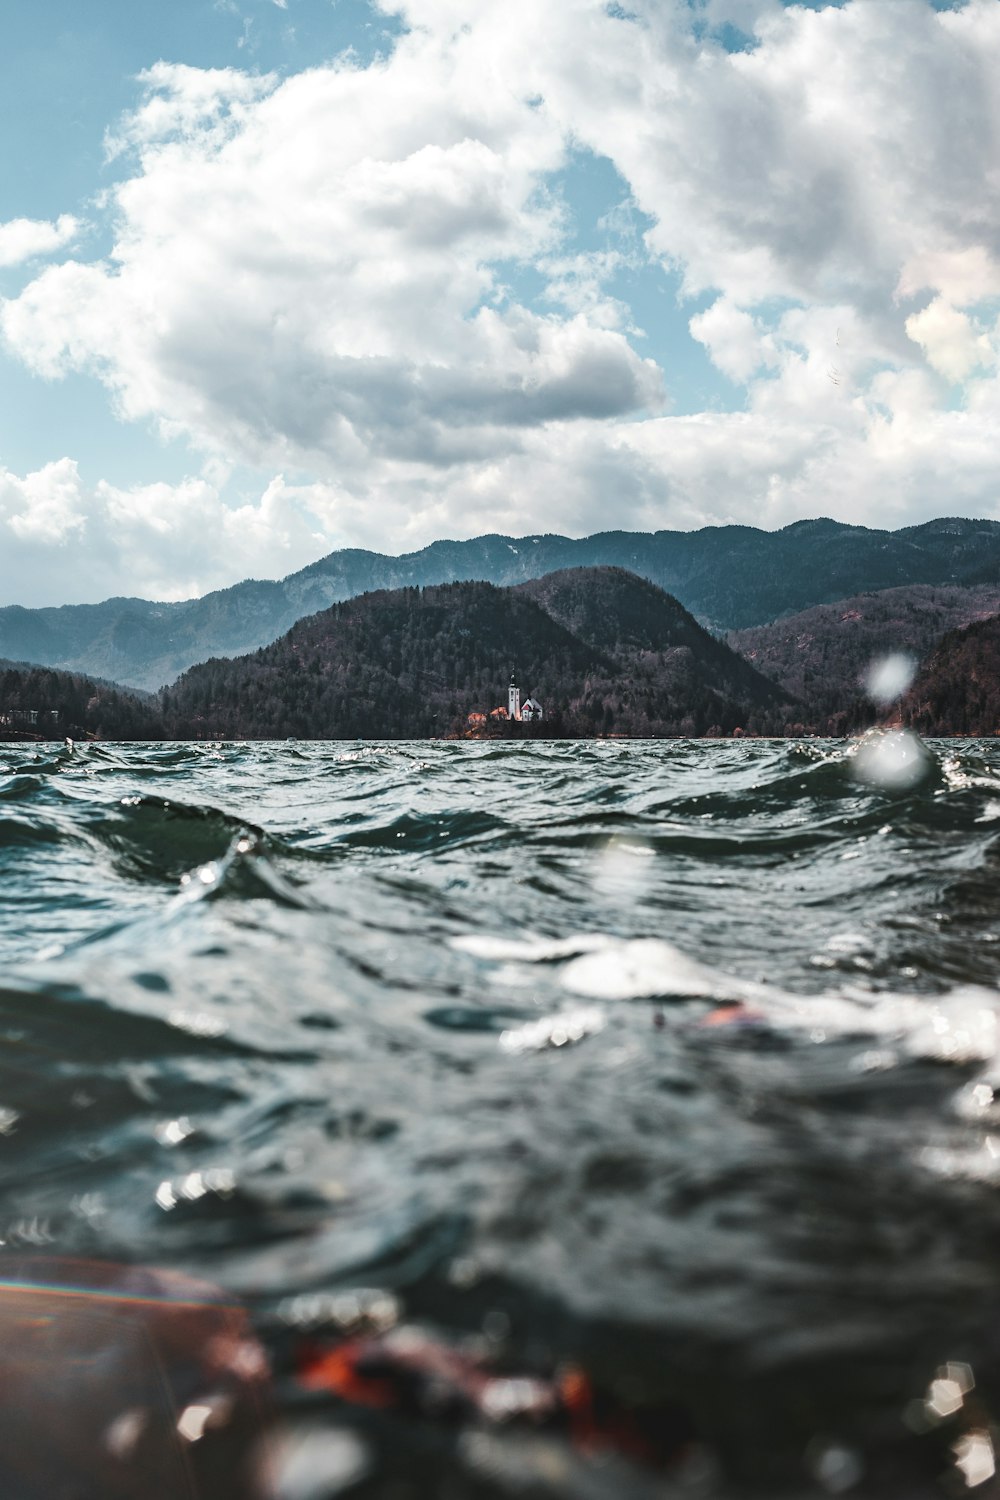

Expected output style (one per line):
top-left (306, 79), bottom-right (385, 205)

top-left (6, 558), bottom-right (1000, 740)
top-left (6, 516), bottom-right (1000, 691)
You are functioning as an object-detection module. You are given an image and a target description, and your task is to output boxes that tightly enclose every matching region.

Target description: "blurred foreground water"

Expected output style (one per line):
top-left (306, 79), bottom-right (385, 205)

top-left (3, 736), bottom-right (1000, 1497)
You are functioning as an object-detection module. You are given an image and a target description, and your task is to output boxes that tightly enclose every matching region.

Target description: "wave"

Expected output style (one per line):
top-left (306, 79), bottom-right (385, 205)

top-left (333, 808), bottom-right (508, 853)
top-left (3, 733), bottom-right (1000, 1499)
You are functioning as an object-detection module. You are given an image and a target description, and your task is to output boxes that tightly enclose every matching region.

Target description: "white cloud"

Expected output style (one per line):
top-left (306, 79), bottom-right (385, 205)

top-left (543, 0), bottom-right (1000, 312)
top-left (905, 298), bottom-right (995, 384)
top-left (0, 459), bottom-right (87, 545)
top-left (0, 215), bottom-right (79, 270)
top-left (103, 63), bottom-right (276, 158)
top-left (0, 463), bottom-right (353, 606)
top-left (4, 0), bottom-right (1000, 603)
top-left (689, 299), bottom-right (778, 384)
top-left (5, 390), bottom-right (1000, 609)
top-left (3, 38), bottom-right (660, 485)
top-left (539, 249), bottom-right (638, 331)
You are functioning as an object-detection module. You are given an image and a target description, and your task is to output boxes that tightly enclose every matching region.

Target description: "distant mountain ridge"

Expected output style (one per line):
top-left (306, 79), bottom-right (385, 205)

top-left (161, 568), bottom-right (795, 739)
top-left (5, 516), bottom-right (1000, 690)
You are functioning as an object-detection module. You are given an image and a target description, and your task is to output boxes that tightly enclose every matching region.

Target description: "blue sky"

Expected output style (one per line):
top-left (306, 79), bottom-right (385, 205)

top-left (0, 0), bottom-right (405, 487)
top-left (1, 0), bottom-right (998, 604)
top-left (0, 1), bottom-right (400, 217)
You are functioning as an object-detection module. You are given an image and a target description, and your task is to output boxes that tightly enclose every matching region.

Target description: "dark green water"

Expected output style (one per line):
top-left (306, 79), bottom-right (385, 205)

top-left (3, 735), bottom-right (1000, 1498)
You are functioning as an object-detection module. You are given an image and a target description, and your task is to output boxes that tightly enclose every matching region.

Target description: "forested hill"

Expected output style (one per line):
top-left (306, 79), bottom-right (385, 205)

top-left (5, 516), bottom-right (1000, 691)
top-left (0, 660), bottom-right (160, 740)
top-left (728, 584), bottom-right (1000, 730)
top-left (903, 616), bottom-right (1000, 736)
top-left (161, 569), bottom-right (795, 740)
top-left (515, 568), bottom-right (783, 711)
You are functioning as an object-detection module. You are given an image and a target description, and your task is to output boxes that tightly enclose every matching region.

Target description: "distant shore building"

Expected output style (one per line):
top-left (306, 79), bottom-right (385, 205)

top-left (0, 708), bottom-right (57, 728)
top-left (504, 671), bottom-right (543, 723)
top-left (469, 672), bottom-right (543, 730)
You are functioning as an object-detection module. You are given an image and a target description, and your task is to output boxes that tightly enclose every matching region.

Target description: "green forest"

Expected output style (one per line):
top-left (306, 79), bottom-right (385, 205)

top-left (0, 661), bottom-right (160, 740)
top-left (160, 570), bottom-right (795, 740)
top-left (903, 615), bottom-right (1000, 736)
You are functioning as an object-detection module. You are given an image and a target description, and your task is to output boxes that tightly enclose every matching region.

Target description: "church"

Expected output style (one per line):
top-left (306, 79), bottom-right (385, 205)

top-left (506, 671), bottom-right (544, 724)
top-left (466, 671), bottom-right (543, 730)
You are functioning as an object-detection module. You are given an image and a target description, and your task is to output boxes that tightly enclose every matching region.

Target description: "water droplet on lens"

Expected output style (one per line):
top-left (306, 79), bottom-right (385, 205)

top-left (104, 1407), bottom-right (148, 1461)
top-left (953, 1429), bottom-right (995, 1488)
top-left (177, 1403), bottom-right (213, 1442)
top-left (851, 729), bottom-right (934, 791)
top-left (271, 1425), bottom-right (371, 1499)
top-left (864, 653), bottom-right (916, 705)
top-left (807, 1440), bottom-right (864, 1494)
top-left (155, 1116), bottom-right (194, 1147)
top-left (482, 1309), bottom-right (509, 1342)
top-left (155, 1180), bottom-right (176, 1211)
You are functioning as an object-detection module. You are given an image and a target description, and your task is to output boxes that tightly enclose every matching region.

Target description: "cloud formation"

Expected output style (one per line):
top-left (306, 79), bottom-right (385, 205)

top-left (3, 0), bottom-right (1000, 603)
top-left (0, 461), bottom-right (353, 606)
top-left (3, 43), bottom-right (660, 483)
top-left (0, 215), bottom-right (79, 270)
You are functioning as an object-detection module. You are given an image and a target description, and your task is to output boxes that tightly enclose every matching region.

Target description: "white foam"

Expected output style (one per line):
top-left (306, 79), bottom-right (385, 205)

top-left (452, 933), bottom-right (608, 963)
top-left (464, 928), bottom-right (1000, 1069)
top-left (499, 1006), bottom-right (605, 1054)
top-left (560, 938), bottom-right (747, 1003)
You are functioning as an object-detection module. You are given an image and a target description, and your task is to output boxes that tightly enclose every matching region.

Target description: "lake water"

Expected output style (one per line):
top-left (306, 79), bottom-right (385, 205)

top-left (3, 736), bottom-right (1000, 1498)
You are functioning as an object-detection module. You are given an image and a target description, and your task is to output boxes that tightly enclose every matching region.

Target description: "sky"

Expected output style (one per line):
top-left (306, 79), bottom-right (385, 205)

top-left (1, 0), bottom-right (999, 606)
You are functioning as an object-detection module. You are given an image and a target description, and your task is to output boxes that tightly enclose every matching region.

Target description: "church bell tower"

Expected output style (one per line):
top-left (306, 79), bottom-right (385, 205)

top-left (508, 670), bottom-right (521, 721)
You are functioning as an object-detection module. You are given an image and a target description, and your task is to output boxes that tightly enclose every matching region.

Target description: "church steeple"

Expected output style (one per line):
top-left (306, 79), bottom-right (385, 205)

top-left (508, 670), bottom-right (521, 722)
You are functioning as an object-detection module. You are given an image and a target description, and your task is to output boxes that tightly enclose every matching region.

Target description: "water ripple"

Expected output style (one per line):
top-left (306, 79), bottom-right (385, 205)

top-left (1, 735), bottom-right (1000, 1494)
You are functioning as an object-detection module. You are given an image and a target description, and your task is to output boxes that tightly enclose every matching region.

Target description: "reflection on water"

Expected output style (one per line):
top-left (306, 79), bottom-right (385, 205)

top-left (2, 737), bottom-right (1000, 1495)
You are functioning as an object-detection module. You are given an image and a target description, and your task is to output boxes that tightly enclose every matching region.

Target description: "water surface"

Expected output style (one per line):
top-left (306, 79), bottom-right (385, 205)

top-left (3, 737), bottom-right (1000, 1497)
